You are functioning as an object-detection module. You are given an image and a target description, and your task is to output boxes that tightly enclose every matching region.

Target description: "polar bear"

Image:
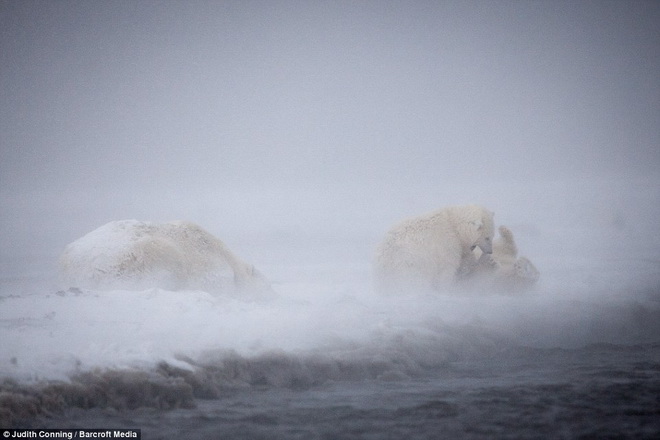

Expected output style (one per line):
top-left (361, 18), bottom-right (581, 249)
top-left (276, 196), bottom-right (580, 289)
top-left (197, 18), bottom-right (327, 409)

top-left (58, 220), bottom-right (273, 297)
top-left (373, 205), bottom-right (495, 294)
top-left (465, 225), bottom-right (540, 293)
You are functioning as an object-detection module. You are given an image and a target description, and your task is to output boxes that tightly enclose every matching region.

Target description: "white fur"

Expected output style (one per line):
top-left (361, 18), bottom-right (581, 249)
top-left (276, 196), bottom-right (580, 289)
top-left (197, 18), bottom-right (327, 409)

top-left (468, 225), bottom-right (540, 294)
top-left (373, 205), bottom-right (495, 294)
top-left (58, 220), bottom-right (272, 297)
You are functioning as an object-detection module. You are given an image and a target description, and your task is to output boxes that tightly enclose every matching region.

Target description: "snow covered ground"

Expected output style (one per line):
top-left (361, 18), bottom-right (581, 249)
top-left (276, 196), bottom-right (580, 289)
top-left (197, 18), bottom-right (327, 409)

top-left (1, 177), bottom-right (659, 435)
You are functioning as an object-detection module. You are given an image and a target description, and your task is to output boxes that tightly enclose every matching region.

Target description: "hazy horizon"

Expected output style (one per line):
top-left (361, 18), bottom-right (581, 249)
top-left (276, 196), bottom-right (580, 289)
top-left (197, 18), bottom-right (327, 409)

top-left (1, 0), bottom-right (659, 274)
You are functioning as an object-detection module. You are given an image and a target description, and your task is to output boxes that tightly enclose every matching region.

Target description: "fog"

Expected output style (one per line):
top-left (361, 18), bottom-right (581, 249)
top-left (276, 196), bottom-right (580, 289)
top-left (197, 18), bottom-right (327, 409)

top-left (1, 3), bottom-right (660, 433)
top-left (0, 0), bottom-right (657, 282)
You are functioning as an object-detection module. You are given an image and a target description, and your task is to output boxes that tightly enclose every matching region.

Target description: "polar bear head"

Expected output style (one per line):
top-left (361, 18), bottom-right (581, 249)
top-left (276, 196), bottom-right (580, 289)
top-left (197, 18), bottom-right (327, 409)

top-left (463, 205), bottom-right (495, 255)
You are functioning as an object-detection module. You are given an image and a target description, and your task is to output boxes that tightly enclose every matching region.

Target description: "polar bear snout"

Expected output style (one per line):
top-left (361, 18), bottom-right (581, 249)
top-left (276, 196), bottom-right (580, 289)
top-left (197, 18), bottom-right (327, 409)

top-left (478, 244), bottom-right (493, 254)
top-left (477, 237), bottom-right (493, 254)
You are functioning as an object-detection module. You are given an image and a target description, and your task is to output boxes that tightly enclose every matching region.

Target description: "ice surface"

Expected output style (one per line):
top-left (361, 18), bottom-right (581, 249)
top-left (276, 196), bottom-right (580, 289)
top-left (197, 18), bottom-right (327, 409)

top-left (1, 178), bottom-right (659, 387)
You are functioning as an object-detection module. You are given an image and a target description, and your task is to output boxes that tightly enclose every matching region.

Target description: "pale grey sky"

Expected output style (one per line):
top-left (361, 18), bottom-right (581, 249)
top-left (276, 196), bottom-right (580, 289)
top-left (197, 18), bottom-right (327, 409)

top-left (1, 0), bottom-right (659, 274)
top-left (2, 0), bottom-right (658, 195)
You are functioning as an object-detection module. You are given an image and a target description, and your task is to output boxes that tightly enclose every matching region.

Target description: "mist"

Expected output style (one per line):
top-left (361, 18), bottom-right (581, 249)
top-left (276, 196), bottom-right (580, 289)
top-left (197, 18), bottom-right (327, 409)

top-left (1, 0), bottom-right (659, 273)
top-left (1, 2), bottom-right (660, 434)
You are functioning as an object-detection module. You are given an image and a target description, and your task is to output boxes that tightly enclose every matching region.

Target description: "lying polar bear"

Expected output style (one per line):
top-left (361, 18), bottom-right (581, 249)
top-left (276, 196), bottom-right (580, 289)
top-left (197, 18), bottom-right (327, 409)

top-left (459, 225), bottom-right (540, 293)
top-left (58, 220), bottom-right (273, 297)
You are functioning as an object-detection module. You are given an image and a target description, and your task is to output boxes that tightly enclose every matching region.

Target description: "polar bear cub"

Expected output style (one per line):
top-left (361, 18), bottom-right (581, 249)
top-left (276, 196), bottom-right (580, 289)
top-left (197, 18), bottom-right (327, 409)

top-left (468, 225), bottom-right (540, 293)
top-left (374, 205), bottom-right (495, 294)
top-left (58, 220), bottom-right (272, 297)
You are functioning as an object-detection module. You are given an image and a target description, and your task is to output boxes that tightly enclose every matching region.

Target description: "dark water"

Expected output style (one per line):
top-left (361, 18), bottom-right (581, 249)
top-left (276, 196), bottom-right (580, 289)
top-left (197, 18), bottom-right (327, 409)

top-left (2, 177), bottom-right (660, 438)
top-left (6, 342), bottom-right (658, 439)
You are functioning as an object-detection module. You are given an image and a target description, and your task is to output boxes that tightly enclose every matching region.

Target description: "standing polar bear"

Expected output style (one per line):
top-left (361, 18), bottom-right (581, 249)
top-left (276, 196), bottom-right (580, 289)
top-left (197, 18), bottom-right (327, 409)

top-left (58, 220), bottom-right (273, 297)
top-left (374, 205), bottom-right (495, 294)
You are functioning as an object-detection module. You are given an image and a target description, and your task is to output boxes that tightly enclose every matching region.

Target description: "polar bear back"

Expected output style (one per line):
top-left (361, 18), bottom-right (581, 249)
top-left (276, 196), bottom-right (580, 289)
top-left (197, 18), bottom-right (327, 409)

top-left (58, 220), bottom-right (271, 296)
